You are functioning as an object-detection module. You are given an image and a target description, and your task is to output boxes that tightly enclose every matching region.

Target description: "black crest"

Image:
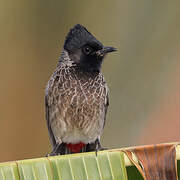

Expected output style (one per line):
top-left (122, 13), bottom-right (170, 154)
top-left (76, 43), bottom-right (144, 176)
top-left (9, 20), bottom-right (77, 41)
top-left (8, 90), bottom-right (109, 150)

top-left (64, 24), bottom-right (103, 52)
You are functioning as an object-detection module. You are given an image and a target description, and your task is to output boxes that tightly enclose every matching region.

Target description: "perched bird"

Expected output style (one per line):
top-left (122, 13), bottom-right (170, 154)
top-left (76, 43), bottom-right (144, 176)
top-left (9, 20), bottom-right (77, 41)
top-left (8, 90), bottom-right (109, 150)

top-left (45, 24), bottom-right (116, 155)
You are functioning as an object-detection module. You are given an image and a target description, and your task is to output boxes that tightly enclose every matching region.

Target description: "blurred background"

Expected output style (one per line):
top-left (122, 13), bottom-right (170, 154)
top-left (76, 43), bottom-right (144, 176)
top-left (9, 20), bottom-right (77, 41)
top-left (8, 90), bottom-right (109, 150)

top-left (0, 0), bottom-right (180, 162)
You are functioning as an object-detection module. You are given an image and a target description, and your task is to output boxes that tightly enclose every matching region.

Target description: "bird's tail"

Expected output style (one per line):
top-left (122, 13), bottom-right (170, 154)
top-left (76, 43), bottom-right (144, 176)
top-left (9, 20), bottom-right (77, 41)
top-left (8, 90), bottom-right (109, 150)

top-left (47, 139), bottom-right (105, 156)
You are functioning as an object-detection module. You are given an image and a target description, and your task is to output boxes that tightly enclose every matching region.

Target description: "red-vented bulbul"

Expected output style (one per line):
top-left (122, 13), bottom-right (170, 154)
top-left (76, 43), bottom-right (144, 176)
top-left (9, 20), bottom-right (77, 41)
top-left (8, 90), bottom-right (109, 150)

top-left (45, 24), bottom-right (116, 155)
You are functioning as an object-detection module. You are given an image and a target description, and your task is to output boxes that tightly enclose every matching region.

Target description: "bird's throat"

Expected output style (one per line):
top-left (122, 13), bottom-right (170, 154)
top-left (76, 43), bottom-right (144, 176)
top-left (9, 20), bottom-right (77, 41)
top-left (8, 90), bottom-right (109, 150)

top-left (66, 142), bottom-right (86, 153)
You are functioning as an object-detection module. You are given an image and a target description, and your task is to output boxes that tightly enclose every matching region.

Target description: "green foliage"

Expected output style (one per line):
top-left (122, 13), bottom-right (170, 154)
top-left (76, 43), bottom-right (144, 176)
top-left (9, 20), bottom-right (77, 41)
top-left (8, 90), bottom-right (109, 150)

top-left (0, 151), bottom-right (128, 180)
top-left (126, 166), bottom-right (143, 180)
top-left (0, 149), bottom-right (179, 179)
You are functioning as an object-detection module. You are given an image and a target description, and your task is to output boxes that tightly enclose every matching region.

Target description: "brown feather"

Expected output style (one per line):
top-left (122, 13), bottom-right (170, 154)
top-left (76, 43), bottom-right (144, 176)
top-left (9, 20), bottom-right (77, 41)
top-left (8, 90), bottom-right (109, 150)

top-left (45, 50), bottom-right (109, 150)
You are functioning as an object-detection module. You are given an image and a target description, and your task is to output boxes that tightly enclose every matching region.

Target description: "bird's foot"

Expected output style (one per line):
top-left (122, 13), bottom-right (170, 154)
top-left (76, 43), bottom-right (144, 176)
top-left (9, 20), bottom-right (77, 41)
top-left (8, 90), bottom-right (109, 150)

top-left (99, 147), bottom-right (108, 151)
top-left (45, 143), bottom-right (65, 156)
top-left (46, 151), bottom-right (61, 157)
top-left (94, 139), bottom-right (108, 156)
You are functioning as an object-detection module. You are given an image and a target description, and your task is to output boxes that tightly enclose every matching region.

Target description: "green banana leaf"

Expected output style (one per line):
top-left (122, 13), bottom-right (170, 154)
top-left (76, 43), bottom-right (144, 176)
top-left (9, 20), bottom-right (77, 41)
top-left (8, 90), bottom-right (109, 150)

top-left (0, 146), bottom-right (179, 180)
top-left (0, 151), bottom-right (128, 180)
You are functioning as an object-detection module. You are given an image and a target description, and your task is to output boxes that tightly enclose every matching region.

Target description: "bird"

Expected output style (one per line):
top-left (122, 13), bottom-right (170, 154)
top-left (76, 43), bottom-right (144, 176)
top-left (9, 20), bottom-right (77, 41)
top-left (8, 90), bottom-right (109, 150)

top-left (45, 24), bottom-right (116, 155)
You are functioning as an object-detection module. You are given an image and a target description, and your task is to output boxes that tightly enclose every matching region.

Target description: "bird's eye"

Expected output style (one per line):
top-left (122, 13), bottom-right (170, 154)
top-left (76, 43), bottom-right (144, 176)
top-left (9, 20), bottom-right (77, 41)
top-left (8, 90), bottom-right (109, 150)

top-left (83, 45), bottom-right (93, 55)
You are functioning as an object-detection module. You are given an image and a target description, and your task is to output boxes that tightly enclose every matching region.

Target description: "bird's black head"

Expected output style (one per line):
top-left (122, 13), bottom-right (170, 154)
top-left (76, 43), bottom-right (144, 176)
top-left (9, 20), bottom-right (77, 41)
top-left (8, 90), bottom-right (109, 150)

top-left (64, 24), bottom-right (116, 72)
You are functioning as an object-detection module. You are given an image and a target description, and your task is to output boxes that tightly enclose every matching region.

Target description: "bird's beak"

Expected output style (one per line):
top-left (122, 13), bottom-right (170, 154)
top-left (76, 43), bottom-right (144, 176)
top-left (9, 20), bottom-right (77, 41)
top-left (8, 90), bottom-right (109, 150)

top-left (101, 46), bottom-right (117, 54)
top-left (96, 46), bottom-right (117, 57)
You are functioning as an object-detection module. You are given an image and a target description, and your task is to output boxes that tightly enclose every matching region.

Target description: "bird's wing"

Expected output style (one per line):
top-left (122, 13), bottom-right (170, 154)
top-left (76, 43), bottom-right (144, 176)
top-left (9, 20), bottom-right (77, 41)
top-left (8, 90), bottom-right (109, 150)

top-left (45, 95), bottom-right (57, 148)
top-left (103, 90), bottom-right (109, 129)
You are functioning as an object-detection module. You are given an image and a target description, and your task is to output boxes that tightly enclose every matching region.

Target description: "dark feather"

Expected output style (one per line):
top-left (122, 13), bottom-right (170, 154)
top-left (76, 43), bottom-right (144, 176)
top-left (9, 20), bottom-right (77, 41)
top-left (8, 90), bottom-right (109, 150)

top-left (64, 24), bottom-right (102, 53)
top-left (103, 92), bottom-right (109, 129)
top-left (45, 95), bottom-right (56, 148)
